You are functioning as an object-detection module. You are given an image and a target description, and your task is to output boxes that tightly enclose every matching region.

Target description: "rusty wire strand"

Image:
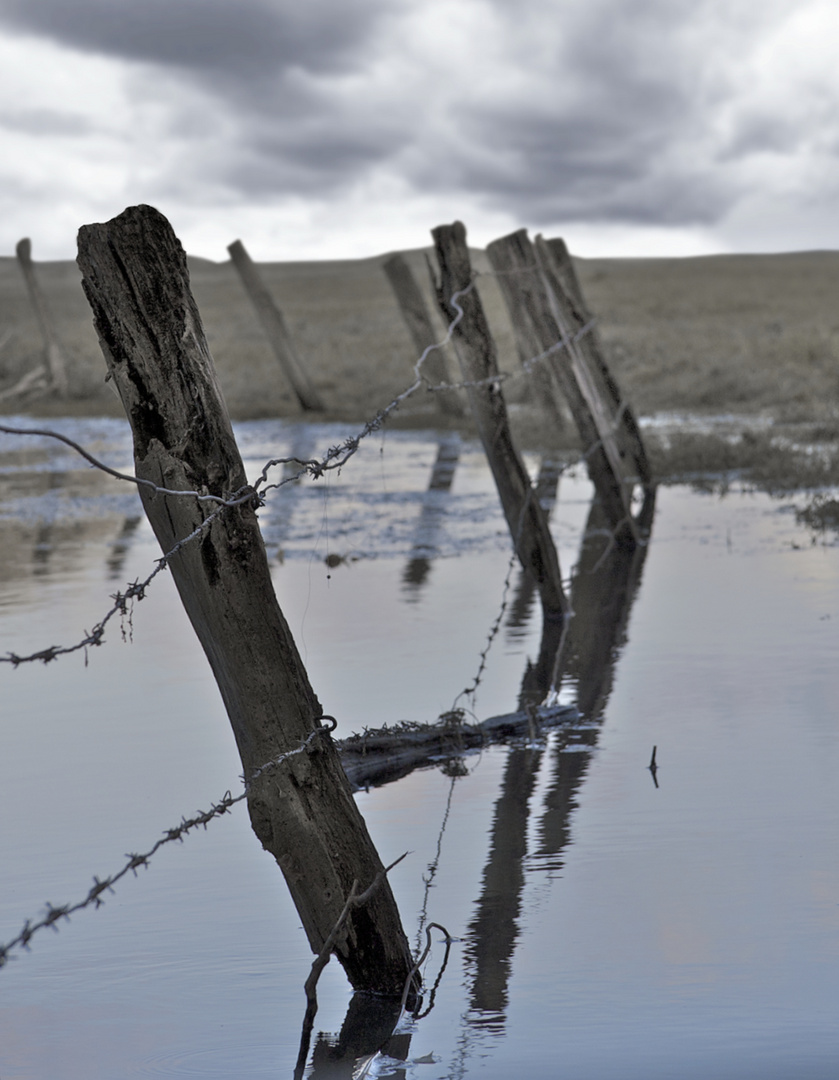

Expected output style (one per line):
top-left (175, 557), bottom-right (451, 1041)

top-left (452, 546), bottom-right (519, 711)
top-left (0, 491), bottom-right (252, 666)
top-left (0, 723), bottom-right (334, 968)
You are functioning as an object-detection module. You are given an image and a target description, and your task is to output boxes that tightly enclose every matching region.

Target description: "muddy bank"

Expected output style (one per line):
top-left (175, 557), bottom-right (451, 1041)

top-left (2, 245), bottom-right (839, 484)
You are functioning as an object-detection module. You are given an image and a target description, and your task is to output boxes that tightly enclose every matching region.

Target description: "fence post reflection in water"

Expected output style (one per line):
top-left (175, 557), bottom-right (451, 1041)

top-left (255, 426), bottom-right (318, 563)
top-left (550, 487), bottom-right (655, 717)
top-left (532, 488), bottom-right (655, 871)
top-left (305, 993), bottom-right (409, 1079)
top-left (458, 485), bottom-right (656, 1056)
top-left (464, 744), bottom-right (544, 1029)
top-left (106, 514), bottom-right (142, 579)
top-left (402, 433), bottom-right (461, 594)
top-left (30, 468), bottom-right (66, 577)
top-left (505, 453), bottom-right (566, 634)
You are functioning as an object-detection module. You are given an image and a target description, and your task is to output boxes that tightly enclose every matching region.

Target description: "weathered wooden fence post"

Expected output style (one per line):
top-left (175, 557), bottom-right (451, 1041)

top-left (382, 253), bottom-right (464, 418)
top-left (227, 238), bottom-right (324, 412)
top-left (431, 221), bottom-right (568, 622)
top-left (537, 233), bottom-right (653, 498)
top-left (77, 205), bottom-right (412, 995)
top-left (15, 238), bottom-right (69, 397)
top-left (485, 229), bottom-right (653, 548)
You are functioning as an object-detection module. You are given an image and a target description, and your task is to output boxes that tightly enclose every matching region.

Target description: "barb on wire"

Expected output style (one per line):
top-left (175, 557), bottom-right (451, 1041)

top-left (256, 281), bottom-right (476, 498)
top-left (452, 548), bottom-right (518, 711)
top-left (0, 722), bottom-right (334, 968)
top-left (419, 314), bottom-right (597, 398)
top-left (415, 774), bottom-right (458, 953)
top-left (0, 491), bottom-right (249, 666)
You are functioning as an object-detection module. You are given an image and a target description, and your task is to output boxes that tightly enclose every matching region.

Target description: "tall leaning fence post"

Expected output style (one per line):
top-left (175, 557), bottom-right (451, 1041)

top-left (15, 238), bottom-right (69, 397)
top-left (77, 205), bottom-right (413, 996)
top-left (382, 253), bottom-right (464, 418)
top-left (227, 238), bottom-right (324, 412)
top-left (431, 221), bottom-right (568, 623)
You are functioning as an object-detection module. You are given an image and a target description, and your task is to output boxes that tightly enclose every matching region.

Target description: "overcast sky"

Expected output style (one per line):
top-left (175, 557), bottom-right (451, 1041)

top-left (0, 0), bottom-right (837, 262)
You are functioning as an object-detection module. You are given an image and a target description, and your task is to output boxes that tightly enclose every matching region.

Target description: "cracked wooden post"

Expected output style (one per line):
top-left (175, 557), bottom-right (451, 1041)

top-left (383, 253), bottom-right (464, 418)
top-left (431, 221), bottom-right (568, 623)
top-left (77, 205), bottom-right (413, 995)
top-left (227, 238), bottom-right (324, 412)
top-left (486, 229), bottom-right (652, 548)
top-left (15, 238), bottom-right (69, 397)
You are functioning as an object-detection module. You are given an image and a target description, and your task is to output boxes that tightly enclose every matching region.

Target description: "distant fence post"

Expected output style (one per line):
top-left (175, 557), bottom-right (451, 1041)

top-left (77, 205), bottom-right (413, 996)
top-left (227, 239), bottom-right (324, 412)
top-left (382, 253), bottom-right (464, 418)
top-left (431, 221), bottom-right (568, 622)
top-left (15, 238), bottom-right (69, 397)
top-left (486, 229), bottom-right (652, 548)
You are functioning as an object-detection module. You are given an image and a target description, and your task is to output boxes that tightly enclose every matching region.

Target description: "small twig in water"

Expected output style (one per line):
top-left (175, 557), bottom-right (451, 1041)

top-left (648, 745), bottom-right (659, 788)
top-left (293, 852), bottom-right (410, 1080)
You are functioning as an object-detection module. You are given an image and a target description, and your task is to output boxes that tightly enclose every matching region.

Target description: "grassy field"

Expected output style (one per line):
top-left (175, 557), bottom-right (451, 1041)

top-left (2, 244), bottom-right (839, 488)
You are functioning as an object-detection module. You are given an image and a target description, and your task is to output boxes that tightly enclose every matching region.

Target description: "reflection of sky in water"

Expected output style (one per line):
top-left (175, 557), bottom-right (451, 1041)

top-left (1, 418), bottom-right (839, 1078)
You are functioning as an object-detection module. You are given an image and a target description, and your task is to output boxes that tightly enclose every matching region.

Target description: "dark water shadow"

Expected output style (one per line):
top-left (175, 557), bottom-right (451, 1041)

top-left (505, 454), bottom-right (564, 639)
top-left (255, 428), bottom-right (318, 561)
top-left (401, 434), bottom-right (460, 596)
top-left (30, 470), bottom-right (66, 576)
top-left (106, 515), bottom-right (142, 579)
top-left (552, 488), bottom-right (656, 718)
top-left (534, 489), bottom-right (656, 870)
top-left (463, 744), bottom-right (543, 1032)
top-left (299, 992), bottom-right (409, 1079)
top-left (461, 488), bottom-right (656, 1045)
top-left (298, 485), bottom-right (656, 1074)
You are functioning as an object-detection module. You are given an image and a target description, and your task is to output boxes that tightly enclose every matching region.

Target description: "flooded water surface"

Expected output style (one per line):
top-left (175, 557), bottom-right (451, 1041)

top-left (1, 418), bottom-right (838, 1079)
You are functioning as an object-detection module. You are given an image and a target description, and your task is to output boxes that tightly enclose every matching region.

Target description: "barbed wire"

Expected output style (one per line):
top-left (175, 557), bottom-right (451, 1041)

top-left (0, 273), bottom-right (596, 670)
top-left (0, 719), bottom-right (337, 968)
top-left (0, 254), bottom-right (619, 1036)
top-left (0, 423), bottom-right (252, 506)
top-left (451, 547), bottom-right (519, 711)
top-left (0, 491), bottom-right (247, 666)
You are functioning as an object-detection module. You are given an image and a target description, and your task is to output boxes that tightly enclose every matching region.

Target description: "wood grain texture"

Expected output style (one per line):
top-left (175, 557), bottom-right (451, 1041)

top-left (77, 204), bottom-right (412, 994)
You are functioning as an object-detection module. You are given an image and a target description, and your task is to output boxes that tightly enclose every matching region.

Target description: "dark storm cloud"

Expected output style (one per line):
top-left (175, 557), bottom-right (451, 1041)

top-left (390, 0), bottom-right (786, 230)
top-left (418, 103), bottom-right (732, 228)
top-left (0, 0), bottom-right (382, 77)
top-left (0, 0), bottom-right (822, 242)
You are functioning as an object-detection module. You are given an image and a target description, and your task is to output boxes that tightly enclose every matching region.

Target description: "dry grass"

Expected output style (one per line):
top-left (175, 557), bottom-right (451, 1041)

top-left (646, 427), bottom-right (839, 492)
top-left (795, 494), bottom-right (839, 534)
top-left (2, 244), bottom-right (839, 489)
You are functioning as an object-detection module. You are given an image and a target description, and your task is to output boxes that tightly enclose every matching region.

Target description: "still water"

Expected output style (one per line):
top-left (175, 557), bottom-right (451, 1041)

top-left (1, 417), bottom-right (838, 1079)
